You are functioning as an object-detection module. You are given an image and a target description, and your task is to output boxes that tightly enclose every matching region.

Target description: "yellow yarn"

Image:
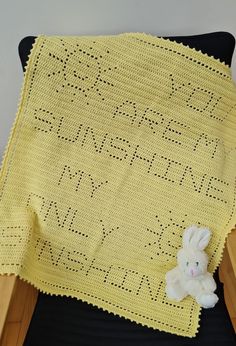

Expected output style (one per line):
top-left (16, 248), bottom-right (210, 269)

top-left (0, 33), bottom-right (236, 337)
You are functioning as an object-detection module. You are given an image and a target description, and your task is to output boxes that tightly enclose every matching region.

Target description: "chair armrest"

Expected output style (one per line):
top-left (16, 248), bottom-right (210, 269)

top-left (219, 228), bottom-right (236, 332)
top-left (0, 275), bottom-right (38, 345)
top-left (0, 275), bottom-right (16, 340)
top-left (227, 229), bottom-right (236, 276)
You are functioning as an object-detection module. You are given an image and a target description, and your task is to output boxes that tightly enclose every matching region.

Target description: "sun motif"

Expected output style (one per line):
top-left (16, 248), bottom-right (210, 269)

top-left (144, 210), bottom-right (200, 260)
top-left (47, 39), bottom-right (117, 105)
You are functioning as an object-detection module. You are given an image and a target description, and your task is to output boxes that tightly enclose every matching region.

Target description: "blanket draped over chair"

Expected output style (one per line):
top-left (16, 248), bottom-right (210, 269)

top-left (0, 33), bottom-right (236, 337)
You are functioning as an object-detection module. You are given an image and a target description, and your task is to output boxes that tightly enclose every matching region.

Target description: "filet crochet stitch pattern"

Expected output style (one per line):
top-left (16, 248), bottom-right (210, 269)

top-left (0, 32), bottom-right (236, 337)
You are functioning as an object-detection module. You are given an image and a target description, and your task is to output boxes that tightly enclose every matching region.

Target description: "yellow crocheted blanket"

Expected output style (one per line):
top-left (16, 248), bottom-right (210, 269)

top-left (0, 33), bottom-right (236, 337)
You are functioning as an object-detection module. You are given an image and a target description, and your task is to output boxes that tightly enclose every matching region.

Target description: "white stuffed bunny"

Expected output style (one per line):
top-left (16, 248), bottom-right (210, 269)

top-left (165, 225), bottom-right (219, 308)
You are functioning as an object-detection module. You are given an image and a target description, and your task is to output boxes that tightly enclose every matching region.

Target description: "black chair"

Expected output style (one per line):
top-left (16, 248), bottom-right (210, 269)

top-left (21, 32), bottom-right (236, 346)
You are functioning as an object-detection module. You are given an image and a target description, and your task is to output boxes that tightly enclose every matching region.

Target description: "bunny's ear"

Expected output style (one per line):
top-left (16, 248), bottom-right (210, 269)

top-left (182, 225), bottom-right (211, 250)
top-left (182, 225), bottom-right (199, 248)
top-left (195, 228), bottom-right (211, 250)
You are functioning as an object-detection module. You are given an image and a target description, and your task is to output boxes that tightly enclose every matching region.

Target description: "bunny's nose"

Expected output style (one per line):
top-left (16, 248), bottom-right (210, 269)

top-left (190, 269), bottom-right (194, 276)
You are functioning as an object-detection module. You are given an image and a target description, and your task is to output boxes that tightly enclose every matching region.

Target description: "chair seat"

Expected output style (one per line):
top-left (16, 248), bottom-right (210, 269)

top-left (24, 269), bottom-right (236, 346)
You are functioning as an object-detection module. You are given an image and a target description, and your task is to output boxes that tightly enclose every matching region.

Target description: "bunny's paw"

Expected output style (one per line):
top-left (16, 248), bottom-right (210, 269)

top-left (165, 283), bottom-right (187, 302)
top-left (196, 293), bottom-right (219, 308)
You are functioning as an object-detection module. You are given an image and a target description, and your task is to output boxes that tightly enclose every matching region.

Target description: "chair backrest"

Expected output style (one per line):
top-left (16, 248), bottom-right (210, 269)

top-left (18, 32), bottom-right (235, 72)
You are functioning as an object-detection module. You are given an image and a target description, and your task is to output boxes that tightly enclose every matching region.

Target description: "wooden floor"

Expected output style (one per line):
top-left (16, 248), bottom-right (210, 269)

top-left (0, 276), bottom-right (38, 346)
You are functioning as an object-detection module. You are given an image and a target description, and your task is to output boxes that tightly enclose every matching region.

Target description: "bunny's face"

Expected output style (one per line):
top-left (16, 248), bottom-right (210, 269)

top-left (176, 225), bottom-right (211, 278)
top-left (177, 248), bottom-right (208, 278)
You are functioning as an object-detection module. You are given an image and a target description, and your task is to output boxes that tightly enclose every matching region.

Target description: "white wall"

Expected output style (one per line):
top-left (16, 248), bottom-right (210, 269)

top-left (1, 0), bottom-right (236, 164)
